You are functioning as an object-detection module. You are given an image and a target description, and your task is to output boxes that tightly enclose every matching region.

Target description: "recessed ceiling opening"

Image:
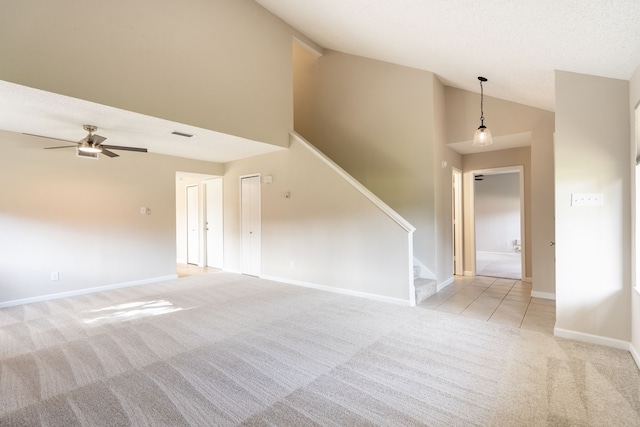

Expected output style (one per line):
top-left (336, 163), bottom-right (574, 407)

top-left (171, 131), bottom-right (194, 138)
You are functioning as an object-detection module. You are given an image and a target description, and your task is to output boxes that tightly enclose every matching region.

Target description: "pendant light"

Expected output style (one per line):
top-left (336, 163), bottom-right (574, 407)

top-left (473, 76), bottom-right (493, 146)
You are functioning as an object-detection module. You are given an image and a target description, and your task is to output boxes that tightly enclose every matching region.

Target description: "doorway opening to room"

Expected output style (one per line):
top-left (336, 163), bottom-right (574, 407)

top-left (176, 172), bottom-right (224, 277)
top-left (468, 166), bottom-right (525, 280)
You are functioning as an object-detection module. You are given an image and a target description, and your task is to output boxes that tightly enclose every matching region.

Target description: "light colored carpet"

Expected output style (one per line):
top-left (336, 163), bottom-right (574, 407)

top-left (0, 273), bottom-right (638, 426)
top-left (476, 251), bottom-right (522, 280)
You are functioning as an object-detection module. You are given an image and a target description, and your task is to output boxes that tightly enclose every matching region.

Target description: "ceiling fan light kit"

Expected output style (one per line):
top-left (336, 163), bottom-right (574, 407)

top-left (473, 76), bottom-right (493, 147)
top-left (78, 125), bottom-right (103, 153)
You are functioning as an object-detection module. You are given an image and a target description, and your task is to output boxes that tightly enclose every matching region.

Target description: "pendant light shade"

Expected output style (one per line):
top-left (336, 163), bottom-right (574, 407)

top-left (473, 76), bottom-right (493, 146)
top-left (473, 125), bottom-right (492, 146)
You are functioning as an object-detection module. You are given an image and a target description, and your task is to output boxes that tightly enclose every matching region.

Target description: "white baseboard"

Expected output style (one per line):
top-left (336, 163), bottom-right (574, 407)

top-left (522, 276), bottom-right (532, 283)
top-left (0, 275), bottom-right (178, 309)
top-left (531, 291), bottom-right (556, 300)
top-left (437, 277), bottom-right (454, 291)
top-left (464, 271), bottom-right (474, 277)
top-left (554, 328), bottom-right (630, 351)
top-left (260, 275), bottom-right (411, 307)
top-left (630, 343), bottom-right (640, 371)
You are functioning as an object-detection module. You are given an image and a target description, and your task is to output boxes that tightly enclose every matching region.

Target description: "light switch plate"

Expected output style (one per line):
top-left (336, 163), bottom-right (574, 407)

top-left (571, 193), bottom-right (603, 206)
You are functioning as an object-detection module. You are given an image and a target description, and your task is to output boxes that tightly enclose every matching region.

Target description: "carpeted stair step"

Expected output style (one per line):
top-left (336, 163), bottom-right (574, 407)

top-left (414, 277), bottom-right (437, 304)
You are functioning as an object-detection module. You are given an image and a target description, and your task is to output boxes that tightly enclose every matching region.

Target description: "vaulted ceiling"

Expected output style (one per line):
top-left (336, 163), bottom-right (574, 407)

top-left (257, 0), bottom-right (640, 112)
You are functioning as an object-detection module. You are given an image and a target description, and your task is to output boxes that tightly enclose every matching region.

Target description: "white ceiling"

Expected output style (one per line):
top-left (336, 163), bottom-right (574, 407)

top-left (4, 1), bottom-right (640, 161)
top-left (257, 0), bottom-right (640, 112)
top-left (0, 80), bottom-right (284, 163)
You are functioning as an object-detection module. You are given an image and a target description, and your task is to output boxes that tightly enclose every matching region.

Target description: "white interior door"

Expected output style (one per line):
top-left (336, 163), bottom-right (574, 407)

top-left (205, 179), bottom-right (223, 268)
top-left (452, 169), bottom-right (463, 276)
top-left (241, 175), bottom-right (261, 276)
top-left (186, 185), bottom-right (199, 265)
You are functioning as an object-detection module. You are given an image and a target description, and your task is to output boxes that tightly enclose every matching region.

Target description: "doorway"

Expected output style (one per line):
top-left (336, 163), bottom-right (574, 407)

top-left (176, 172), bottom-right (223, 269)
top-left (465, 166), bottom-right (525, 279)
top-left (240, 174), bottom-right (261, 276)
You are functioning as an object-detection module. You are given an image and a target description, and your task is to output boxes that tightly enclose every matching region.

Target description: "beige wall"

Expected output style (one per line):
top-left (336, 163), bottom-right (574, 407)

top-left (629, 64), bottom-right (640, 356)
top-left (446, 87), bottom-right (554, 292)
top-left (0, 0), bottom-right (319, 148)
top-left (433, 78), bottom-right (462, 282)
top-left (555, 70), bottom-right (630, 342)
top-left (530, 124), bottom-right (556, 295)
top-left (0, 131), bottom-right (222, 304)
top-left (223, 135), bottom-right (413, 302)
top-left (293, 50), bottom-right (438, 278)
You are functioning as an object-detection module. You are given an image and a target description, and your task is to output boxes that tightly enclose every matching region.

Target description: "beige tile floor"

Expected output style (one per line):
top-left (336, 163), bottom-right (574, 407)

top-left (420, 275), bottom-right (556, 334)
top-left (177, 263), bottom-right (221, 278)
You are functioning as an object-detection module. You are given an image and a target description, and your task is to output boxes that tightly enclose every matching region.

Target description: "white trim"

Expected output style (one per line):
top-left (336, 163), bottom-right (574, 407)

top-left (531, 291), bottom-right (555, 300)
top-left (464, 270), bottom-right (474, 277)
top-left (630, 343), bottom-right (640, 371)
top-left (407, 234), bottom-right (416, 307)
top-left (437, 277), bottom-right (454, 291)
top-left (0, 275), bottom-right (178, 308)
top-left (554, 328), bottom-right (630, 351)
top-left (260, 275), bottom-right (411, 306)
top-left (523, 276), bottom-right (533, 283)
top-left (290, 132), bottom-right (415, 234)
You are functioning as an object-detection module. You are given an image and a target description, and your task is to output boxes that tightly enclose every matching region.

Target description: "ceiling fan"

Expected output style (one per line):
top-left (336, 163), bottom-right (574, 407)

top-left (25, 124), bottom-right (148, 159)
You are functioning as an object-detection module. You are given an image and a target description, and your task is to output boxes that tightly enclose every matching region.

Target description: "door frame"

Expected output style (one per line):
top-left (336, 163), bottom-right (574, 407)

top-left (464, 165), bottom-right (526, 278)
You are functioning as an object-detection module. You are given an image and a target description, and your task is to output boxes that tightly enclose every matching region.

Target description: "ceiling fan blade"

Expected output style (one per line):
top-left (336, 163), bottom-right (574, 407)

top-left (24, 133), bottom-right (75, 143)
top-left (100, 148), bottom-right (119, 158)
top-left (91, 134), bottom-right (107, 145)
top-left (44, 145), bottom-right (77, 149)
top-left (101, 144), bottom-right (148, 153)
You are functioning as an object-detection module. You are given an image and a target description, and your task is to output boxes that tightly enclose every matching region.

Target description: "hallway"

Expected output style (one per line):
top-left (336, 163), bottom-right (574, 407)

top-left (419, 276), bottom-right (555, 334)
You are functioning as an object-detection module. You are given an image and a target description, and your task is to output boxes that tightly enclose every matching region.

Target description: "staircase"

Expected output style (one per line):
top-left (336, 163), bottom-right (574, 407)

top-left (414, 265), bottom-right (437, 305)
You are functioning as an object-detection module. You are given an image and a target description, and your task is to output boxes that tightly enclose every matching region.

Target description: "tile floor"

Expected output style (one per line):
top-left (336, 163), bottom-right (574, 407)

top-left (177, 263), bottom-right (221, 278)
top-left (420, 275), bottom-right (556, 334)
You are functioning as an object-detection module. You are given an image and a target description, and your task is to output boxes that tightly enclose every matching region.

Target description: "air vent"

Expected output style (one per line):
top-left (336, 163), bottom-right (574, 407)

top-left (171, 131), bottom-right (194, 138)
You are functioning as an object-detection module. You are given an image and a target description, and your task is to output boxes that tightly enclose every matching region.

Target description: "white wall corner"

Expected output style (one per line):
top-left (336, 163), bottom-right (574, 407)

top-left (437, 277), bottom-right (454, 292)
top-left (531, 291), bottom-right (555, 300)
top-left (413, 257), bottom-right (436, 279)
top-left (554, 328), bottom-right (630, 351)
top-left (630, 342), bottom-right (640, 371)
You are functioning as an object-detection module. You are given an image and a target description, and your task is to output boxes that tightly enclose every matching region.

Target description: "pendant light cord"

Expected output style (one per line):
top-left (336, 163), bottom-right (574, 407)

top-left (479, 79), bottom-right (485, 127)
